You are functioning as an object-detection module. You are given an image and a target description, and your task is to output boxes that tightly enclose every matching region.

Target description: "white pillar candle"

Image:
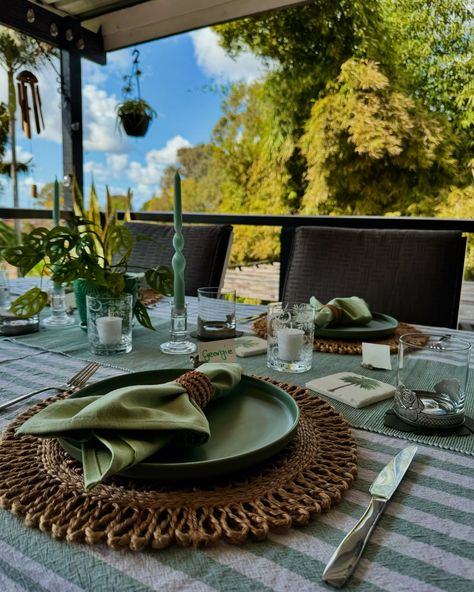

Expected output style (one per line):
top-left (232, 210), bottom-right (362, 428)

top-left (96, 316), bottom-right (122, 345)
top-left (277, 328), bottom-right (304, 361)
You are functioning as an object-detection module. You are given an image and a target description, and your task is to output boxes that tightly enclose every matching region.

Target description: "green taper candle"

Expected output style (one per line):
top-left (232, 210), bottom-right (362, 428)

top-left (172, 171), bottom-right (185, 312)
top-left (53, 177), bottom-right (60, 226)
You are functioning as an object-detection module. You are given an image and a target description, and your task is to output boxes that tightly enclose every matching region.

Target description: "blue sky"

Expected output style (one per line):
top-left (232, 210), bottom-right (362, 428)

top-left (0, 28), bottom-right (265, 210)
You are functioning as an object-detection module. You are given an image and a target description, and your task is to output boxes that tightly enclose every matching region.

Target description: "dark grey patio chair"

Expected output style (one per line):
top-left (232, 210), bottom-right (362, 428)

top-left (280, 226), bottom-right (466, 328)
top-left (123, 222), bottom-right (233, 296)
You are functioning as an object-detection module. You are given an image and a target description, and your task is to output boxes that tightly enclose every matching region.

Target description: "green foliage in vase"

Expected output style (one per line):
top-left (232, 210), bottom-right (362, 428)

top-left (1, 214), bottom-right (173, 327)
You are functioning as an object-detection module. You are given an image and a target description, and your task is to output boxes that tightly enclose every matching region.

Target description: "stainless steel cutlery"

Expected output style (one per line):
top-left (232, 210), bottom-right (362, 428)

top-left (0, 361), bottom-right (100, 411)
top-left (323, 445), bottom-right (418, 587)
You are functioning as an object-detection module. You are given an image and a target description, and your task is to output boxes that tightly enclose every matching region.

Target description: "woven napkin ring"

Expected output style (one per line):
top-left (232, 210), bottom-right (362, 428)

top-left (175, 371), bottom-right (213, 409)
top-left (324, 304), bottom-right (342, 322)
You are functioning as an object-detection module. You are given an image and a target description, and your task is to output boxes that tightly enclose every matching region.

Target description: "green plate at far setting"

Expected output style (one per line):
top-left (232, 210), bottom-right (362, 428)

top-left (314, 312), bottom-right (398, 339)
top-left (58, 369), bottom-right (300, 481)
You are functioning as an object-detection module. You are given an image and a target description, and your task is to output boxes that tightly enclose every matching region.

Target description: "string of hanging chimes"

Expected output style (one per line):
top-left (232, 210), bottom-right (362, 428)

top-left (16, 70), bottom-right (45, 197)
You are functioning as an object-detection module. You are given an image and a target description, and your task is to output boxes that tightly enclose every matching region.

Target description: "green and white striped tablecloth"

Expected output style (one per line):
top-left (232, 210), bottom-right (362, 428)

top-left (0, 309), bottom-right (473, 591)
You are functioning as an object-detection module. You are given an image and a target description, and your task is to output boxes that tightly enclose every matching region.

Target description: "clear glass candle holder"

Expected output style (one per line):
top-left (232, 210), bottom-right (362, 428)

top-left (86, 294), bottom-right (133, 355)
top-left (267, 302), bottom-right (314, 373)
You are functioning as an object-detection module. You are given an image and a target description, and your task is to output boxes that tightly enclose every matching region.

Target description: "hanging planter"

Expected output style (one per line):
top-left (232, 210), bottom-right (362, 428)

top-left (117, 99), bottom-right (155, 137)
top-left (116, 49), bottom-right (156, 138)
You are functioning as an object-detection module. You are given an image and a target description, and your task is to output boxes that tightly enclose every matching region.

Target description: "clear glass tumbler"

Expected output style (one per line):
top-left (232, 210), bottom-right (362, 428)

top-left (267, 302), bottom-right (315, 373)
top-left (86, 294), bottom-right (133, 355)
top-left (0, 269), bottom-right (10, 309)
top-left (197, 287), bottom-right (236, 339)
top-left (395, 333), bottom-right (471, 428)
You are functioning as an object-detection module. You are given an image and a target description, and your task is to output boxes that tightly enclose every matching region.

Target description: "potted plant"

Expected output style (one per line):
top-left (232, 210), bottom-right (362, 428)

top-left (0, 214), bottom-right (173, 330)
top-left (117, 98), bottom-right (156, 137)
top-left (116, 49), bottom-right (156, 137)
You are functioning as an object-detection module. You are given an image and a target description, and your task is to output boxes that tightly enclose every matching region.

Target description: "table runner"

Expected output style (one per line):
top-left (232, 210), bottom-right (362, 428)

top-left (4, 304), bottom-right (474, 455)
top-left (0, 342), bottom-right (473, 590)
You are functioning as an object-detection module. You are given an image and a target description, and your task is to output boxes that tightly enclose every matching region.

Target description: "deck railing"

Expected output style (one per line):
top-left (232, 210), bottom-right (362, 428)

top-left (2, 207), bottom-right (474, 298)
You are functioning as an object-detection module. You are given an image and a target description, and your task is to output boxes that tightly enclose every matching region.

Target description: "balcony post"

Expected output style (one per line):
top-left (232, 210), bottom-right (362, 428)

top-left (60, 49), bottom-right (83, 209)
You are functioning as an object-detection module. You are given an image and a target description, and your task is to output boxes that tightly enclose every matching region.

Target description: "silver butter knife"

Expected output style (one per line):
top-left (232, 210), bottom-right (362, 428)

top-left (323, 445), bottom-right (418, 588)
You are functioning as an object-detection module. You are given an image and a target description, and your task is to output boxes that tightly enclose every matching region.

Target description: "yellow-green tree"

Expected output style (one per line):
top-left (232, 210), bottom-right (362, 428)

top-left (300, 59), bottom-right (460, 216)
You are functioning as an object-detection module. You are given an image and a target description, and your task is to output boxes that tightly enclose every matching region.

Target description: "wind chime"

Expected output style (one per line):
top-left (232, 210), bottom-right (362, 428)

top-left (16, 70), bottom-right (45, 197)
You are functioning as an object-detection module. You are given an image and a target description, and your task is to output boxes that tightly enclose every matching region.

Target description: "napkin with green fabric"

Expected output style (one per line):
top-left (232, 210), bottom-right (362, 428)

top-left (16, 363), bottom-right (242, 489)
top-left (310, 296), bottom-right (372, 328)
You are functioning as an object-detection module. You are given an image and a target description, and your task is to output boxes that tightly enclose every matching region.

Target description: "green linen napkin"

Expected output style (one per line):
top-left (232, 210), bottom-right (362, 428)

top-left (16, 363), bottom-right (242, 489)
top-left (310, 296), bottom-right (372, 328)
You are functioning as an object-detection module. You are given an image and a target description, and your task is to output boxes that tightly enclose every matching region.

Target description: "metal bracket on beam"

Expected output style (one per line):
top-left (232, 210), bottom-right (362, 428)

top-left (1, 0), bottom-right (106, 65)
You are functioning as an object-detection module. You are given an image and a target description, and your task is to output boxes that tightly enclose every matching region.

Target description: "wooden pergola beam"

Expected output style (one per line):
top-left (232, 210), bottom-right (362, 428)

top-left (0, 0), bottom-right (105, 65)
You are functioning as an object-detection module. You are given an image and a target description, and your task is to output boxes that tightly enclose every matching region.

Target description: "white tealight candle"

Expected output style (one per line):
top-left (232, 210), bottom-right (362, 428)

top-left (96, 316), bottom-right (122, 345)
top-left (277, 328), bottom-right (304, 361)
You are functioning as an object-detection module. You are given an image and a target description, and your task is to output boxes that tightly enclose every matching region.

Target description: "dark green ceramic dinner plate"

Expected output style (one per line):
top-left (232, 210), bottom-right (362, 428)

top-left (58, 369), bottom-right (300, 481)
top-left (314, 312), bottom-right (398, 339)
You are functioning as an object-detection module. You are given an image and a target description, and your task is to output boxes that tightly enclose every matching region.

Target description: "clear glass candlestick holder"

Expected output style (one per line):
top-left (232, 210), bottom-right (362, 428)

top-left (160, 305), bottom-right (196, 355)
top-left (42, 283), bottom-right (75, 328)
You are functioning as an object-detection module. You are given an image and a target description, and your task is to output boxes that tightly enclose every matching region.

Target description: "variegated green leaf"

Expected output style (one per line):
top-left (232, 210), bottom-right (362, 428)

top-left (10, 288), bottom-right (48, 318)
top-left (145, 265), bottom-right (174, 296)
top-left (134, 300), bottom-right (155, 330)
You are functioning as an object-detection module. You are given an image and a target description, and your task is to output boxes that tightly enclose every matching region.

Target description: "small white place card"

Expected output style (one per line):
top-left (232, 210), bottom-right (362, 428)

top-left (306, 372), bottom-right (396, 408)
top-left (198, 338), bottom-right (237, 363)
top-left (362, 342), bottom-right (392, 370)
top-left (234, 336), bottom-right (267, 357)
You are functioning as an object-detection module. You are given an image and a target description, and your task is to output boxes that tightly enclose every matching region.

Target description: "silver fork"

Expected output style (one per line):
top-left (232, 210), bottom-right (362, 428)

top-left (0, 361), bottom-right (100, 411)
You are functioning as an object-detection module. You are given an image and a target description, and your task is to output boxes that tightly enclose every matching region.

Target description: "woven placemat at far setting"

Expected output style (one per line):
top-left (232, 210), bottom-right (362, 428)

top-left (253, 317), bottom-right (425, 355)
top-left (0, 379), bottom-right (357, 551)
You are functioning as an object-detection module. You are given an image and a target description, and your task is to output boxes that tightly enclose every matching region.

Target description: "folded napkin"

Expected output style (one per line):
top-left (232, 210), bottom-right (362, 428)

top-left (17, 363), bottom-right (242, 489)
top-left (309, 296), bottom-right (372, 328)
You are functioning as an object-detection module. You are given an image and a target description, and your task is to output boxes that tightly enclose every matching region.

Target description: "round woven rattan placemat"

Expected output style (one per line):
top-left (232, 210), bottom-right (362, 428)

top-left (0, 378), bottom-right (357, 551)
top-left (253, 317), bottom-right (425, 355)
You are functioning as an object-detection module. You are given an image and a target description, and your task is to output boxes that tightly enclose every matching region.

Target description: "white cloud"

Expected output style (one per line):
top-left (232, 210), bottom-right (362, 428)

top-left (83, 135), bottom-right (192, 209)
top-left (127, 135), bottom-right (191, 185)
top-left (83, 48), bottom-right (131, 86)
top-left (84, 153), bottom-right (129, 182)
top-left (190, 28), bottom-right (267, 83)
top-left (83, 84), bottom-right (126, 153)
top-left (3, 146), bottom-right (33, 164)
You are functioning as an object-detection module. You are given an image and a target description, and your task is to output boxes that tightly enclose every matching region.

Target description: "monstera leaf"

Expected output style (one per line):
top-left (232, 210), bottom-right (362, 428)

top-left (44, 226), bottom-right (78, 262)
top-left (133, 300), bottom-right (154, 330)
top-left (10, 287), bottom-right (48, 318)
top-left (145, 265), bottom-right (173, 296)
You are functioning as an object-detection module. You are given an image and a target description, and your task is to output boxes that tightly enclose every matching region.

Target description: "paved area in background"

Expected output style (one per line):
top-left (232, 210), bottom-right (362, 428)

top-left (224, 264), bottom-right (474, 327)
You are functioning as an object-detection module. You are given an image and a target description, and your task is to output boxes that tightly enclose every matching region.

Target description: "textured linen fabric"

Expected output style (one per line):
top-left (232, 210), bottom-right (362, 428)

top-left (0, 306), bottom-right (473, 590)
top-left (16, 363), bottom-right (241, 489)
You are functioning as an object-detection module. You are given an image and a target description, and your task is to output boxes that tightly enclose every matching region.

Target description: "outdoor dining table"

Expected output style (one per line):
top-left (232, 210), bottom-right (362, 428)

top-left (0, 289), bottom-right (472, 592)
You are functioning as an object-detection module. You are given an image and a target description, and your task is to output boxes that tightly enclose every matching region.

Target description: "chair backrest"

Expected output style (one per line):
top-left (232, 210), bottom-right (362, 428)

top-left (281, 226), bottom-right (466, 328)
top-left (124, 222), bottom-right (233, 296)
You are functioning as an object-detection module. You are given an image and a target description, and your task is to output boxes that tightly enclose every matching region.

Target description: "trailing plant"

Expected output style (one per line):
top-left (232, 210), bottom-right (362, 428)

top-left (116, 49), bottom-right (156, 137)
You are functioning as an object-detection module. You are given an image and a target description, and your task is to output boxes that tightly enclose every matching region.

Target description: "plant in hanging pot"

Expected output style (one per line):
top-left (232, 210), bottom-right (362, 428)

top-left (117, 98), bottom-right (156, 137)
top-left (116, 49), bottom-right (156, 138)
top-left (0, 215), bottom-right (173, 330)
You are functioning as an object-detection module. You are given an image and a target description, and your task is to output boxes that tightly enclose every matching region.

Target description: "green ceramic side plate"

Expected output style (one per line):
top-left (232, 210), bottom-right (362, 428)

top-left (314, 312), bottom-right (398, 339)
top-left (58, 369), bottom-right (300, 481)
